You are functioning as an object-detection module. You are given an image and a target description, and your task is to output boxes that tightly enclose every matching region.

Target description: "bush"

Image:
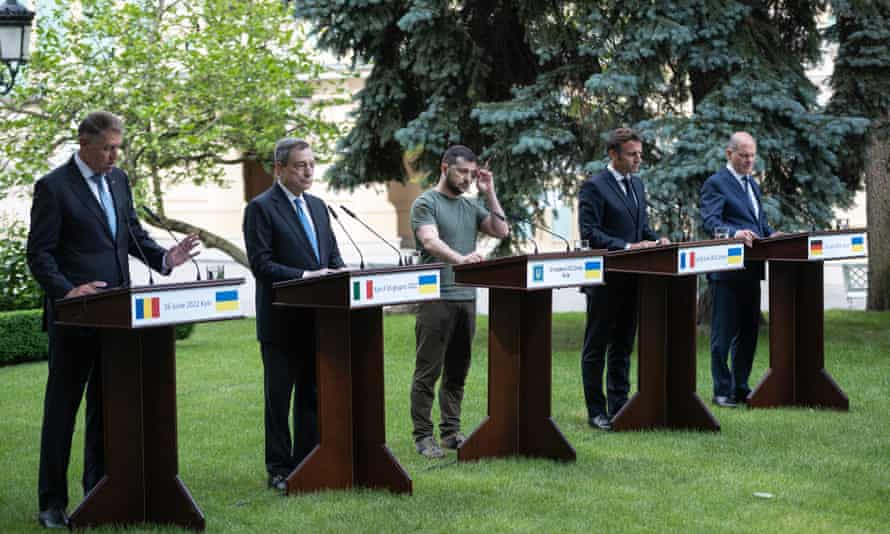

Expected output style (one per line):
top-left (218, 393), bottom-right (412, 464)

top-left (0, 309), bottom-right (48, 365)
top-left (175, 323), bottom-right (196, 341)
top-left (0, 219), bottom-right (43, 312)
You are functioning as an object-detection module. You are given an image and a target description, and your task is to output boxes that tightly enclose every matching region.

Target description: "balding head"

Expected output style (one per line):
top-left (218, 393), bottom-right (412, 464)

top-left (726, 131), bottom-right (756, 176)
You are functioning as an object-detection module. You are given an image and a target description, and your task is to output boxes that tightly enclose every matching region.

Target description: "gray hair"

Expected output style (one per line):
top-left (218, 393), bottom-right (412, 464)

top-left (274, 137), bottom-right (310, 165)
top-left (78, 111), bottom-right (124, 140)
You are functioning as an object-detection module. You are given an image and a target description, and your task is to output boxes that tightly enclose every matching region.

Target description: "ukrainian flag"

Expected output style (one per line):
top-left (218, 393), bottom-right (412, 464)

top-left (727, 247), bottom-right (743, 265)
top-left (215, 290), bottom-right (239, 312)
top-left (418, 274), bottom-right (438, 295)
top-left (135, 297), bottom-right (160, 319)
top-left (584, 260), bottom-right (602, 280)
top-left (851, 236), bottom-right (865, 253)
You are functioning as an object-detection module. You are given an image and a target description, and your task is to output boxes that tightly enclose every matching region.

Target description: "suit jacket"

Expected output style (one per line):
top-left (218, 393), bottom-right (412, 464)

top-left (578, 169), bottom-right (658, 298)
top-left (700, 166), bottom-right (774, 282)
top-left (578, 169), bottom-right (658, 251)
top-left (27, 157), bottom-right (168, 326)
top-left (243, 184), bottom-right (345, 344)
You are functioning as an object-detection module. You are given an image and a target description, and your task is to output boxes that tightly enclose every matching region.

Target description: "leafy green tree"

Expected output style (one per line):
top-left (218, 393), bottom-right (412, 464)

top-left (0, 0), bottom-right (338, 265)
top-left (0, 219), bottom-right (42, 312)
top-left (828, 0), bottom-right (890, 310)
top-left (294, 1), bottom-right (866, 250)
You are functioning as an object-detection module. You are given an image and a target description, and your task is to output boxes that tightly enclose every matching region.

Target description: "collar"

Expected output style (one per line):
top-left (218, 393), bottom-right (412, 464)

top-left (276, 180), bottom-right (306, 205)
top-left (726, 163), bottom-right (747, 182)
top-left (74, 152), bottom-right (101, 180)
top-left (607, 164), bottom-right (629, 182)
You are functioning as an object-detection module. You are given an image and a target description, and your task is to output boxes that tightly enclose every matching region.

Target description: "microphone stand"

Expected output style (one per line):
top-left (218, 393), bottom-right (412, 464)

top-left (328, 205), bottom-right (365, 270)
top-left (340, 205), bottom-right (403, 266)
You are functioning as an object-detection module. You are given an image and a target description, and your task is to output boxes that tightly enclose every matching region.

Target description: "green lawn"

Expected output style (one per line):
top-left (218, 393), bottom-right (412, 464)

top-left (2, 311), bottom-right (889, 533)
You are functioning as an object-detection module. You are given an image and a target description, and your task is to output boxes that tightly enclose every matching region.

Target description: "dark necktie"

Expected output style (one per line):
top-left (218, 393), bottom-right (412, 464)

top-left (742, 176), bottom-right (758, 217)
top-left (89, 174), bottom-right (117, 237)
top-left (622, 176), bottom-right (636, 206)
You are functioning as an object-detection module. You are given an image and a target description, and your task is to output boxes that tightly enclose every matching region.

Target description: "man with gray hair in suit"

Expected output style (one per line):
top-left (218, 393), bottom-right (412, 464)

top-left (243, 137), bottom-right (345, 491)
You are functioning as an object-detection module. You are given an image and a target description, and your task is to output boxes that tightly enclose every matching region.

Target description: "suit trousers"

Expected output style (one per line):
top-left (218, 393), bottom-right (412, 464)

top-left (709, 279), bottom-right (761, 400)
top-left (581, 274), bottom-right (637, 419)
top-left (260, 337), bottom-right (318, 478)
top-left (38, 325), bottom-right (105, 511)
top-left (410, 300), bottom-right (475, 442)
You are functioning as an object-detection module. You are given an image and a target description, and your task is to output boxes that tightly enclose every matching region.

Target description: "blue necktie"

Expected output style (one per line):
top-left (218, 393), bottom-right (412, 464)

top-left (294, 197), bottom-right (319, 261)
top-left (90, 174), bottom-right (117, 237)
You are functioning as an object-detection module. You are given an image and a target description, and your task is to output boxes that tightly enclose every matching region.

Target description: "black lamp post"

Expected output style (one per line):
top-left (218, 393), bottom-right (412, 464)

top-left (0, 0), bottom-right (35, 95)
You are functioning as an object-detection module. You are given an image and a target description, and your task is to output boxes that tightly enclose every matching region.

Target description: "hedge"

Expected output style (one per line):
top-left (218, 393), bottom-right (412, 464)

top-left (0, 309), bottom-right (48, 365)
top-left (0, 310), bottom-right (196, 366)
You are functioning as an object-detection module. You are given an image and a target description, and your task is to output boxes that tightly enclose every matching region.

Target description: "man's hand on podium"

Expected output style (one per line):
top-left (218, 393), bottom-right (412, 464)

top-left (302, 268), bottom-right (332, 278)
top-left (66, 281), bottom-right (108, 298)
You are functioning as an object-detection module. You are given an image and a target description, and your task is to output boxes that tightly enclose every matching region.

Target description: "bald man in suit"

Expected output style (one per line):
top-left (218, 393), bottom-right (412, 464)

top-left (700, 131), bottom-right (779, 408)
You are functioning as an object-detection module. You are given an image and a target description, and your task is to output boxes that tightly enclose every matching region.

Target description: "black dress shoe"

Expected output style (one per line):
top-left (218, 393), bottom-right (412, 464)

top-left (37, 508), bottom-right (68, 529)
top-left (267, 474), bottom-right (288, 492)
top-left (712, 395), bottom-right (738, 408)
top-left (588, 414), bottom-right (613, 431)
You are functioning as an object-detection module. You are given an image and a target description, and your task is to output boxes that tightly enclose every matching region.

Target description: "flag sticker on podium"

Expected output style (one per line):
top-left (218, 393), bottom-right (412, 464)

top-left (851, 236), bottom-right (865, 253)
top-left (680, 251), bottom-right (696, 270)
top-left (215, 290), bottom-right (239, 312)
top-left (584, 260), bottom-right (602, 280)
top-left (418, 274), bottom-right (438, 295)
top-left (727, 247), bottom-right (743, 265)
top-left (810, 240), bottom-right (824, 256)
top-left (135, 297), bottom-right (160, 319)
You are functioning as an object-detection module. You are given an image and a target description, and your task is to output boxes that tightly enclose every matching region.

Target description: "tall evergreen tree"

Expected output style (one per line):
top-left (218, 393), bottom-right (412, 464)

top-left (827, 0), bottom-right (890, 310)
top-left (294, 1), bottom-right (866, 249)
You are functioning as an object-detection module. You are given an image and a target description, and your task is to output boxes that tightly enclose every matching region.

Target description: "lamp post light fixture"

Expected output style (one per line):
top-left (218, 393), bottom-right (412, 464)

top-left (0, 0), bottom-right (35, 95)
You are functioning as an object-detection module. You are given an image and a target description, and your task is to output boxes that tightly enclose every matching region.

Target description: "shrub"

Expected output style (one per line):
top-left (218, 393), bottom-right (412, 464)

top-left (175, 323), bottom-right (196, 341)
top-left (0, 219), bottom-right (43, 312)
top-left (0, 309), bottom-right (48, 365)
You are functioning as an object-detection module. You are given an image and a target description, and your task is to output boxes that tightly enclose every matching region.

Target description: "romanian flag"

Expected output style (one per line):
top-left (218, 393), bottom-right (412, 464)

top-left (215, 290), bottom-right (239, 312)
top-left (584, 260), bottom-right (602, 280)
top-left (135, 297), bottom-right (160, 319)
top-left (727, 247), bottom-right (743, 265)
top-left (418, 274), bottom-right (438, 295)
top-left (810, 240), bottom-right (823, 256)
top-left (680, 251), bottom-right (696, 270)
top-left (851, 236), bottom-right (865, 253)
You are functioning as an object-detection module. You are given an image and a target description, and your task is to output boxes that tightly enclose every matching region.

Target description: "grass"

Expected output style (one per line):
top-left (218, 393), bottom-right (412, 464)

top-left (1, 310), bottom-right (889, 533)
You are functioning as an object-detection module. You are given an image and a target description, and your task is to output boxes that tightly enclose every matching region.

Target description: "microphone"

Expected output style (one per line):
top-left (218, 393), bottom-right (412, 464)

top-left (494, 212), bottom-right (570, 252)
top-left (327, 205), bottom-right (365, 270)
top-left (492, 212), bottom-right (538, 254)
top-left (340, 205), bottom-right (403, 266)
top-left (141, 206), bottom-right (202, 280)
top-left (125, 212), bottom-right (155, 286)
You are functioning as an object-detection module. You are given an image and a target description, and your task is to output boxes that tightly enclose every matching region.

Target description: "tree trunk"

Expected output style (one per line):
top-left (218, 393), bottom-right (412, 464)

top-left (866, 123), bottom-right (890, 311)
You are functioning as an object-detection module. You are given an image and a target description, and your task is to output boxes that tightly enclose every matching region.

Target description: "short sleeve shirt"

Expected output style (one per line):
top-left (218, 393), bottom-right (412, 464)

top-left (410, 190), bottom-right (489, 300)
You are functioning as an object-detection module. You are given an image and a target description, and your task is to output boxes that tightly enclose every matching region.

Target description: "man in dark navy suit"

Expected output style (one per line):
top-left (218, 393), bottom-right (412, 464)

top-left (577, 128), bottom-right (670, 430)
top-left (26, 111), bottom-right (199, 528)
top-left (242, 138), bottom-right (345, 491)
top-left (700, 131), bottom-right (780, 408)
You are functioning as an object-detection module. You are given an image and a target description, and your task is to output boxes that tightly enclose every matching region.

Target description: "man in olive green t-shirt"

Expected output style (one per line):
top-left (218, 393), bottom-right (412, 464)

top-left (409, 145), bottom-right (509, 458)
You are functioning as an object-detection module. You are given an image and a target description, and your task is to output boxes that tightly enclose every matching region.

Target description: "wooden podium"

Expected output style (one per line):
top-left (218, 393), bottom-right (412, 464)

top-left (55, 279), bottom-right (246, 531)
top-left (273, 264), bottom-right (443, 495)
top-left (746, 229), bottom-right (867, 410)
top-left (453, 251), bottom-right (606, 462)
top-left (605, 240), bottom-right (749, 432)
